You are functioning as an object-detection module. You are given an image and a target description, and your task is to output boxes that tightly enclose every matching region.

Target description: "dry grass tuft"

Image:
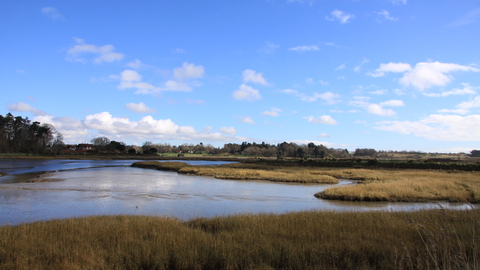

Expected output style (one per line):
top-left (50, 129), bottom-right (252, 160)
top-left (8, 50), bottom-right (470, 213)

top-left (317, 169), bottom-right (480, 203)
top-left (1, 209), bottom-right (478, 269)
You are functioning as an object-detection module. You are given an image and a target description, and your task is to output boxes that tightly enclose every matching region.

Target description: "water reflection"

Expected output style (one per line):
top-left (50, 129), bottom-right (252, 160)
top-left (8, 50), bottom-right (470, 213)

top-left (0, 159), bottom-right (476, 226)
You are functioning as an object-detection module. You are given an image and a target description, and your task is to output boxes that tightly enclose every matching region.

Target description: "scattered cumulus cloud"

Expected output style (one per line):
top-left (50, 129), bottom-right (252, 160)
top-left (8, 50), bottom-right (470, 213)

top-left (376, 114), bottom-right (480, 141)
top-left (423, 84), bottom-right (478, 97)
top-left (125, 102), bottom-right (156, 113)
top-left (368, 62), bottom-right (412, 77)
top-left (174, 62), bottom-right (205, 81)
top-left (369, 61), bottom-right (480, 90)
top-left (241, 117), bottom-right (255, 124)
top-left (376, 10), bottom-right (398, 21)
top-left (304, 115), bottom-right (338, 125)
top-left (326, 9), bottom-right (355, 24)
top-left (126, 59), bottom-right (150, 70)
top-left (116, 62), bottom-right (204, 94)
top-left (67, 38), bottom-right (125, 64)
top-left (262, 108), bottom-right (282, 117)
top-left (219, 127), bottom-right (237, 135)
top-left (351, 99), bottom-right (405, 116)
top-left (242, 69), bottom-right (269, 86)
top-left (232, 84), bottom-right (262, 101)
top-left (7, 102), bottom-right (46, 116)
top-left (41, 7), bottom-right (64, 20)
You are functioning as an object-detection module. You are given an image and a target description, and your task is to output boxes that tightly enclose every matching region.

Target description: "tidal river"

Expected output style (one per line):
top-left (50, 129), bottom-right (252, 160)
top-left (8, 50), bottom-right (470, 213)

top-left (0, 159), bottom-right (473, 226)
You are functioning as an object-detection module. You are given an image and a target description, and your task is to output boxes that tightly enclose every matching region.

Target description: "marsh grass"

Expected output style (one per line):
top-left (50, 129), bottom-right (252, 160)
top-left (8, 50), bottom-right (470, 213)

top-left (132, 161), bottom-right (339, 184)
top-left (132, 161), bottom-right (480, 203)
top-left (1, 209), bottom-right (478, 269)
top-left (317, 170), bottom-right (480, 203)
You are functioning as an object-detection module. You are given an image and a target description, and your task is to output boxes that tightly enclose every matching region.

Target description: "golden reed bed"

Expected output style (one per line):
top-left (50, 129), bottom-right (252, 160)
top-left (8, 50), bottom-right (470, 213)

top-left (133, 161), bottom-right (480, 203)
top-left (1, 209), bottom-right (478, 269)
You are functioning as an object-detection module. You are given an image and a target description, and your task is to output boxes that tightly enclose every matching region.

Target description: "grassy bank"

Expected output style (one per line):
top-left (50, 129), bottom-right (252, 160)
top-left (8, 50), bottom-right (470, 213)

top-left (315, 169), bottom-right (480, 203)
top-left (132, 161), bottom-right (339, 184)
top-left (132, 161), bottom-right (480, 203)
top-left (1, 209), bottom-right (478, 270)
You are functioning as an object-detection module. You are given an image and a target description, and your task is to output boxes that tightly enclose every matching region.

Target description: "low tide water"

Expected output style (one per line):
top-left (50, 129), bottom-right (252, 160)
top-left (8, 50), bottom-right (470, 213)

top-left (0, 159), bottom-right (474, 226)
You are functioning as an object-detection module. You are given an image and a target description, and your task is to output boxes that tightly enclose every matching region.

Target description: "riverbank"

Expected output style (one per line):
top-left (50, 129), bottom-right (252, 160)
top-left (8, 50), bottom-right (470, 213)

top-left (132, 161), bottom-right (338, 184)
top-left (0, 153), bottom-right (243, 161)
top-left (1, 209), bottom-right (478, 270)
top-left (132, 161), bottom-right (480, 203)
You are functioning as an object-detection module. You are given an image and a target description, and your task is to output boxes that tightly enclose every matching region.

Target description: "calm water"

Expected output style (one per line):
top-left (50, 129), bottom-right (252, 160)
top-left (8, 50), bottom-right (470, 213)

top-left (0, 159), bottom-right (474, 225)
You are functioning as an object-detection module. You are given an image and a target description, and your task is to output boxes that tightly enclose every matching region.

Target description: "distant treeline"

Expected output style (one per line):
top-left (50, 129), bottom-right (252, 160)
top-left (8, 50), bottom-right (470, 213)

top-left (2, 113), bottom-right (480, 160)
top-left (251, 158), bottom-right (480, 172)
top-left (0, 113), bottom-right (64, 154)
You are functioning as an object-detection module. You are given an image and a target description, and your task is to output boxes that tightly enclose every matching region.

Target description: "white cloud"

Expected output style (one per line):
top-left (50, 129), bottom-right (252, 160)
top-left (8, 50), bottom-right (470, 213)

top-left (379, 99), bottom-right (405, 107)
top-left (66, 38), bottom-right (124, 64)
top-left (282, 89), bottom-right (340, 104)
top-left (219, 127), bottom-right (237, 135)
top-left (116, 62), bottom-right (204, 94)
top-left (350, 99), bottom-right (404, 116)
top-left (125, 102), bottom-right (156, 113)
top-left (389, 0), bottom-right (407, 4)
top-left (399, 62), bottom-right (479, 90)
top-left (288, 45), bottom-right (320, 52)
top-left (457, 96), bottom-right (480, 111)
top-left (304, 115), bottom-right (338, 125)
top-left (368, 62), bottom-right (412, 77)
top-left (33, 115), bottom-right (89, 143)
top-left (319, 80), bottom-right (329, 85)
top-left (262, 108), bottom-right (282, 117)
top-left (241, 117), bottom-right (255, 124)
top-left (174, 62), bottom-right (205, 81)
top-left (326, 9), bottom-right (355, 24)
top-left (41, 7), bottom-right (64, 20)
top-left (126, 59), bottom-right (150, 70)
top-left (242, 69), bottom-right (269, 86)
top-left (376, 10), bottom-right (398, 21)
top-left (232, 84), bottom-right (262, 101)
top-left (369, 61), bottom-right (480, 91)
top-left (423, 84), bottom-right (478, 97)
top-left (376, 114), bottom-right (480, 141)
top-left (7, 102), bottom-right (46, 116)
top-left (437, 109), bottom-right (469, 115)
top-left (369, 89), bottom-right (388, 95)
top-left (367, 104), bottom-right (396, 116)
top-left (317, 133), bottom-right (330, 138)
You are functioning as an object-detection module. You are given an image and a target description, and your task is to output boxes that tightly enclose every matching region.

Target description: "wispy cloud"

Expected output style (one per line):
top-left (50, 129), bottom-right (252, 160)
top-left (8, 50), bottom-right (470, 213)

top-left (288, 45), bottom-right (320, 52)
top-left (326, 10), bottom-right (355, 24)
top-left (67, 38), bottom-right (124, 64)
top-left (125, 102), bottom-right (156, 113)
top-left (41, 7), bottom-right (64, 20)
top-left (448, 7), bottom-right (480, 27)
top-left (304, 115), bottom-right (338, 125)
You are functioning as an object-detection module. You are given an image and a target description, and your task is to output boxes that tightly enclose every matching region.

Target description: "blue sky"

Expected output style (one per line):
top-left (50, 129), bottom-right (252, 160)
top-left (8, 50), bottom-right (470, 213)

top-left (1, 0), bottom-right (480, 152)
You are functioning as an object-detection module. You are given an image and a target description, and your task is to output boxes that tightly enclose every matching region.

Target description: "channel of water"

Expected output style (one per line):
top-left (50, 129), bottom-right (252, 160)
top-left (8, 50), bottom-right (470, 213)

top-left (0, 159), bottom-right (474, 226)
